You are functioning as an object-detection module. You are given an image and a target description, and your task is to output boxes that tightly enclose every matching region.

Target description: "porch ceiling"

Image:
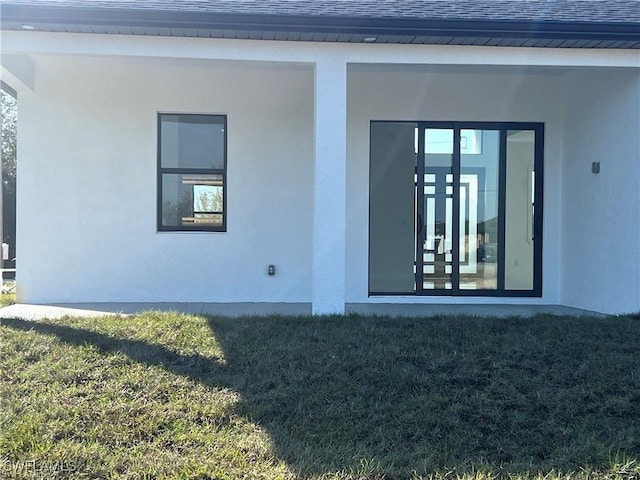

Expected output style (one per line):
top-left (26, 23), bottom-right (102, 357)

top-left (1, 0), bottom-right (639, 49)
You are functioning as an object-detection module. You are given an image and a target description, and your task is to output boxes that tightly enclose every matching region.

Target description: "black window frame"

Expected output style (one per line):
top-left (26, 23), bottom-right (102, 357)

top-left (157, 113), bottom-right (228, 232)
top-left (368, 120), bottom-right (544, 298)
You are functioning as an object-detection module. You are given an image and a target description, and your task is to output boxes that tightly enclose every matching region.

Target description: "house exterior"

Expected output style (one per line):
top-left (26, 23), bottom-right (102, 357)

top-left (1, 0), bottom-right (639, 316)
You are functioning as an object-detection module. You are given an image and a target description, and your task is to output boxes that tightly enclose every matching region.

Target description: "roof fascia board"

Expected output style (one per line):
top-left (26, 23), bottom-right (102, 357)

top-left (2, 4), bottom-right (640, 42)
top-left (3, 31), bottom-right (639, 69)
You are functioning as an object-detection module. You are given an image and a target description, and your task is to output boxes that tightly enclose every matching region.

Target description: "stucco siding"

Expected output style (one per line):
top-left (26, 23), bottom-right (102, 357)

top-left (6, 35), bottom-right (640, 315)
top-left (17, 55), bottom-right (314, 303)
top-left (561, 69), bottom-right (640, 314)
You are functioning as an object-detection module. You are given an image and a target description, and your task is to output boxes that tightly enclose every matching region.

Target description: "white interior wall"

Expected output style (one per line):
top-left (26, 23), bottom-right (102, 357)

top-left (561, 69), bottom-right (640, 314)
top-left (346, 66), bottom-right (564, 304)
top-left (17, 55), bottom-right (314, 303)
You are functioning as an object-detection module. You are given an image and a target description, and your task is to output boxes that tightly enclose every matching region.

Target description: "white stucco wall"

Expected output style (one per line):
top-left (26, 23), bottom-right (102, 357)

top-left (561, 69), bottom-right (640, 314)
top-left (17, 55), bottom-right (314, 303)
top-left (346, 65), bottom-right (565, 305)
top-left (4, 31), bottom-right (639, 313)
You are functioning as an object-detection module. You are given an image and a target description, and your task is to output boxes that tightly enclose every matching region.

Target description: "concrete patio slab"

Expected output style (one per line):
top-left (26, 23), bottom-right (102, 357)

top-left (346, 303), bottom-right (604, 318)
top-left (0, 304), bottom-right (126, 321)
top-left (0, 302), bottom-right (603, 321)
top-left (0, 302), bottom-right (312, 320)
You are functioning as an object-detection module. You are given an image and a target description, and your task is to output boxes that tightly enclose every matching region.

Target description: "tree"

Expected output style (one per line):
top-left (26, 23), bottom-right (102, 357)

top-left (1, 87), bottom-right (17, 266)
top-left (195, 187), bottom-right (223, 213)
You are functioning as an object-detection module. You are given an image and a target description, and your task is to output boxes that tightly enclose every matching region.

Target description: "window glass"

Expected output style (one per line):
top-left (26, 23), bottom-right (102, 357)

top-left (422, 128), bottom-right (454, 290)
top-left (460, 130), bottom-right (499, 290)
top-left (505, 130), bottom-right (535, 290)
top-left (158, 114), bottom-right (226, 231)
top-left (160, 114), bottom-right (225, 169)
top-left (161, 174), bottom-right (224, 228)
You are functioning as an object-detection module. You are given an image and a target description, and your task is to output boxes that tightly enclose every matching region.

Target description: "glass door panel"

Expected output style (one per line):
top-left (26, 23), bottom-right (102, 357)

top-left (505, 130), bottom-right (535, 290)
top-left (459, 129), bottom-right (499, 290)
top-left (369, 122), bottom-right (417, 294)
top-left (421, 129), bottom-right (454, 290)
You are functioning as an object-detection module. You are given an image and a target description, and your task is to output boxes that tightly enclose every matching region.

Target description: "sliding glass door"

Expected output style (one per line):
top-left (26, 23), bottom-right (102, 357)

top-left (369, 121), bottom-right (543, 296)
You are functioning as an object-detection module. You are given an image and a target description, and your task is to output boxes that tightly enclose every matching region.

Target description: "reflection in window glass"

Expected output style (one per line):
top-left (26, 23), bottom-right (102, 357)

top-left (460, 130), bottom-right (499, 290)
top-left (419, 129), bottom-right (482, 155)
top-left (422, 129), bottom-right (454, 290)
top-left (161, 174), bottom-right (224, 227)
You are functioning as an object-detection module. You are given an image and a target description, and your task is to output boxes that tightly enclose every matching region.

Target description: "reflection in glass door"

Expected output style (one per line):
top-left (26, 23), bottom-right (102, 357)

top-left (417, 128), bottom-right (501, 292)
top-left (459, 129), bottom-right (499, 291)
top-left (418, 129), bottom-right (454, 291)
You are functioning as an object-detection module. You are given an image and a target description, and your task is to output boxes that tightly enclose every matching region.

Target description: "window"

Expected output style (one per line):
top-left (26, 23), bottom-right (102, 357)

top-left (369, 121), bottom-right (543, 297)
top-left (158, 114), bottom-right (227, 231)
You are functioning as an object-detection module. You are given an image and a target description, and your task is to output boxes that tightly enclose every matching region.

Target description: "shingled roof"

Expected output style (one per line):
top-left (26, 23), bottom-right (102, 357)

top-left (2, 0), bottom-right (639, 48)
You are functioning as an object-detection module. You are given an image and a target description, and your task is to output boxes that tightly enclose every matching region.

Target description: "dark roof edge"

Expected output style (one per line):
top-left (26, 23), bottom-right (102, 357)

top-left (2, 4), bottom-right (640, 42)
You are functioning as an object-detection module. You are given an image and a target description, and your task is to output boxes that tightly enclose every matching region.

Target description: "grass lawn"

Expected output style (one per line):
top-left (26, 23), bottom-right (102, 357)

top-left (0, 292), bottom-right (16, 306)
top-left (1, 312), bottom-right (639, 479)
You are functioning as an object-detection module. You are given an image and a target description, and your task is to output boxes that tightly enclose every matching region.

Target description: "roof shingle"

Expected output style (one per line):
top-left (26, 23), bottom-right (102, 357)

top-left (2, 0), bottom-right (639, 23)
top-left (2, 0), bottom-right (639, 48)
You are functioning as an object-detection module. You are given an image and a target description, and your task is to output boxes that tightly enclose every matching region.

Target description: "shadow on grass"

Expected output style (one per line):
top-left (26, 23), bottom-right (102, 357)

top-left (3, 314), bottom-right (640, 477)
